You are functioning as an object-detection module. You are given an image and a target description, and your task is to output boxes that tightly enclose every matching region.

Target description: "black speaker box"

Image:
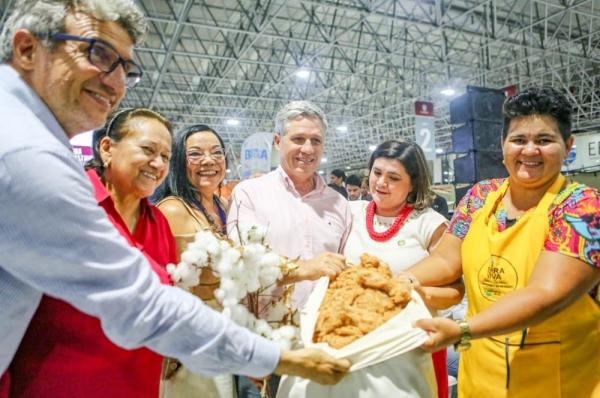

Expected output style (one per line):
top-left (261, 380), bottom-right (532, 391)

top-left (453, 151), bottom-right (507, 184)
top-left (454, 185), bottom-right (472, 205)
top-left (449, 87), bottom-right (505, 124)
top-left (452, 121), bottom-right (503, 153)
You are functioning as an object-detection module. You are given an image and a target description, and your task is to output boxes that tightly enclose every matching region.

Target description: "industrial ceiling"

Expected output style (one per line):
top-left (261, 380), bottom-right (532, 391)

top-left (2, 0), bottom-right (600, 174)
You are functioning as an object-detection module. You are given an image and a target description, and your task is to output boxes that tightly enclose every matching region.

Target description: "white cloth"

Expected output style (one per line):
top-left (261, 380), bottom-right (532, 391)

top-left (278, 201), bottom-right (447, 398)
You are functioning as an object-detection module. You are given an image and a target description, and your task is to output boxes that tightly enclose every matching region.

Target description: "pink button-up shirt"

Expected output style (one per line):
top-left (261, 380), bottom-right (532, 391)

top-left (227, 167), bottom-right (352, 307)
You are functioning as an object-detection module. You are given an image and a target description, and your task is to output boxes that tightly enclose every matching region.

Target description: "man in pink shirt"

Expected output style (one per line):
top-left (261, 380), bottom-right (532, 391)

top-left (228, 100), bottom-right (351, 398)
top-left (228, 101), bottom-right (351, 303)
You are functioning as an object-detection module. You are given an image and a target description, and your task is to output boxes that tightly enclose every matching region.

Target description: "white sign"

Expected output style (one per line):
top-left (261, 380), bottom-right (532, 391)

top-left (562, 131), bottom-right (600, 172)
top-left (415, 116), bottom-right (436, 161)
top-left (240, 133), bottom-right (273, 179)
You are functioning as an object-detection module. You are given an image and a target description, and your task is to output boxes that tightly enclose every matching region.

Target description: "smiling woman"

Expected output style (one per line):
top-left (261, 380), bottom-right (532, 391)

top-left (408, 87), bottom-right (600, 397)
top-left (7, 107), bottom-right (178, 398)
top-left (154, 125), bottom-right (235, 398)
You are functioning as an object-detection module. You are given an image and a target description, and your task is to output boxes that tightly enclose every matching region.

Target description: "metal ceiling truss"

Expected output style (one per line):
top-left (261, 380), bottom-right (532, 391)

top-left (1, 0), bottom-right (598, 172)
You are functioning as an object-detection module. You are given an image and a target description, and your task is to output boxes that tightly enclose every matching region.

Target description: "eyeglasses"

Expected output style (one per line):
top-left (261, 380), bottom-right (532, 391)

top-left (186, 149), bottom-right (226, 164)
top-left (49, 33), bottom-right (143, 88)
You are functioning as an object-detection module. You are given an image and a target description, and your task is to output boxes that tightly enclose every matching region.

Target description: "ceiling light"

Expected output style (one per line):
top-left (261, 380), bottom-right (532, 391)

top-left (436, 148), bottom-right (444, 154)
top-left (441, 87), bottom-right (456, 96)
top-left (336, 126), bottom-right (348, 132)
top-left (296, 69), bottom-right (310, 79)
top-left (322, 157), bottom-right (328, 163)
top-left (318, 170), bottom-right (324, 175)
top-left (226, 119), bottom-right (240, 126)
top-left (345, 166), bottom-right (351, 170)
top-left (369, 145), bottom-right (377, 151)
top-left (226, 168), bottom-right (231, 173)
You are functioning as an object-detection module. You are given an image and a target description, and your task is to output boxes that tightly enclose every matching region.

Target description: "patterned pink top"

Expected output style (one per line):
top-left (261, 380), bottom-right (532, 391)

top-left (448, 178), bottom-right (599, 301)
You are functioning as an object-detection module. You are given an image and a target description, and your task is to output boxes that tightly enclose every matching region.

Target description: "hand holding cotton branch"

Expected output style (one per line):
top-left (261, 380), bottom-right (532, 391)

top-left (167, 225), bottom-right (300, 351)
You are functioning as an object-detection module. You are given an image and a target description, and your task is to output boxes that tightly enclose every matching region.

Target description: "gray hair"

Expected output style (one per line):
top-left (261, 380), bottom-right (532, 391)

top-left (274, 100), bottom-right (328, 136)
top-left (0, 0), bottom-right (147, 62)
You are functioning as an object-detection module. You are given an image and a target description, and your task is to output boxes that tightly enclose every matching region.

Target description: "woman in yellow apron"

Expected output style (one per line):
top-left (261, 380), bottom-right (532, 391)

top-left (408, 86), bottom-right (599, 397)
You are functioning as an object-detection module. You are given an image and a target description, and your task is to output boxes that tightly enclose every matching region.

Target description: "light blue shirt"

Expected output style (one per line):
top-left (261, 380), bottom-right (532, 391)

top-left (0, 64), bottom-right (279, 377)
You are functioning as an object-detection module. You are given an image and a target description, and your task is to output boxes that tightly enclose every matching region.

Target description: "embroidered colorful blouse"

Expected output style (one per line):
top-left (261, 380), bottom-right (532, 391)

top-left (448, 178), bottom-right (600, 301)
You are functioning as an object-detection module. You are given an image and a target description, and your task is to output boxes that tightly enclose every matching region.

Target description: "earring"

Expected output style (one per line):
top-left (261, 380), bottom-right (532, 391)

top-left (103, 159), bottom-right (111, 168)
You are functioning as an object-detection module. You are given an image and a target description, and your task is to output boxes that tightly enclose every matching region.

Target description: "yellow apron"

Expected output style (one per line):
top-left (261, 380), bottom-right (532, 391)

top-left (459, 175), bottom-right (600, 398)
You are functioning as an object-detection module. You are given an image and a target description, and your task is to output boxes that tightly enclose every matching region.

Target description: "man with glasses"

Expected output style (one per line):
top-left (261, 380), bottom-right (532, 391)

top-left (0, 0), bottom-right (350, 392)
top-left (48, 32), bottom-right (143, 88)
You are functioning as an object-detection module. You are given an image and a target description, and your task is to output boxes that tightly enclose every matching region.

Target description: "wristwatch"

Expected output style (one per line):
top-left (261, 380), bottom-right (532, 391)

top-left (453, 319), bottom-right (472, 352)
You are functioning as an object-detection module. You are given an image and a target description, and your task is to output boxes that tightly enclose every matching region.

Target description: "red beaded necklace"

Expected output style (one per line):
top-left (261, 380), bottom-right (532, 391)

top-left (366, 201), bottom-right (413, 242)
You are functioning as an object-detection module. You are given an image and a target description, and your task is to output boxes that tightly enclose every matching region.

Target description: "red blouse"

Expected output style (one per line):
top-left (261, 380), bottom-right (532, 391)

top-left (6, 169), bottom-right (176, 398)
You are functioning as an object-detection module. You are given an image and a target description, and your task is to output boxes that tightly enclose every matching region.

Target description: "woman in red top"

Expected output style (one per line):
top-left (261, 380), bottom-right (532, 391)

top-left (6, 108), bottom-right (177, 398)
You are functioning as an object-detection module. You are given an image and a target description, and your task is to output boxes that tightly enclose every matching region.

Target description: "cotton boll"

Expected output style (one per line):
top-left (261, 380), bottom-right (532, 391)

top-left (231, 304), bottom-right (251, 326)
top-left (193, 250), bottom-right (209, 267)
top-left (205, 238), bottom-right (221, 256)
top-left (232, 260), bottom-right (246, 275)
top-left (216, 249), bottom-right (241, 277)
top-left (238, 225), bottom-right (261, 244)
top-left (166, 263), bottom-right (177, 275)
top-left (259, 267), bottom-right (281, 287)
top-left (270, 329), bottom-right (282, 342)
top-left (278, 325), bottom-right (297, 340)
top-left (220, 278), bottom-right (236, 293)
top-left (194, 231), bottom-right (218, 248)
top-left (242, 267), bottom-right (260, 289)
top-left (219, 240), bottom-right (232, 252)
top-left (243, 224), bottom-right (267, 243)
top-left (242, 244), bottom-right (267, 264)
top-left (258, 252), bottom-right (280, 269)
top-left (222, 298), bottom-right (238, 308)
top-left (215, 259), bottom-right (233, 276)
top-left (277, 338), bottom-right (292, 351)
top-left (214, 288), bottom-right (226, 303)
top-left (223, 247), bottom-right (241, 264)
top-left (168, 263), bottom-right (200, 289)
top-left (266, 301), bottom-right (289, 322)
top-left (233, 284), bottom-right (248, 301)
top-left (224, 287), bottom-right (241, 303)
top-left (180, 249), bottom-right (208, 267)
top-left (254, 319), bottom-right (272, 336)
top-left (245, 276), bottom-right (261, 293)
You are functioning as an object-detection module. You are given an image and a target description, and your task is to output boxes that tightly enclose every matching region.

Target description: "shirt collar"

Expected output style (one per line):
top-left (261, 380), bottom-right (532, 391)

top-left (275, 166), bottom-right (327, 197)
top-left (0, 64), bottom-right (71, 150)
top-left (86, 168), bottom-right (155, 221)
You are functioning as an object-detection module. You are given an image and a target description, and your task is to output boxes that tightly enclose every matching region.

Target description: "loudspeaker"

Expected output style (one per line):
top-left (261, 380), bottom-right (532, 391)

top-left (452, 121), bottom-right (503, 153)
top-left (449, 87), bottom-right (505, 124)
top-left (453, 151), bottom-right (507, 183)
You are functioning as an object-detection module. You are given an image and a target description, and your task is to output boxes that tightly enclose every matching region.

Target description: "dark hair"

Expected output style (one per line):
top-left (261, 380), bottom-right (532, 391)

top-left (86, 107), bottom-right (172, 175)
top-left (502, 86), bottom-right (572, 142)
top-left (345, 174), bottom-right (361, 187)
top-left (368, 140), bottom-right (433, 210)
top-left (330, 169), bottom-right (346, 181)
top-left (154, 124), bottom-right (227, 233)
